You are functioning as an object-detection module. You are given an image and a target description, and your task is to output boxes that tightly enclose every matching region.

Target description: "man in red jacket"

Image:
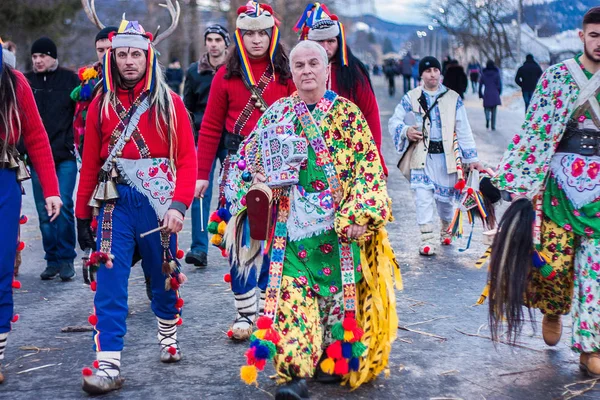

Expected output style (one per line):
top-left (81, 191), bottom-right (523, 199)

top-left (0, 48), bottom-right (61, 385)
top-left (195, 1), bottom-right (295, 341)
top-left (296, 3), bottom-right (387, 175)
top-left (75, 16), bottom-right (196, 394)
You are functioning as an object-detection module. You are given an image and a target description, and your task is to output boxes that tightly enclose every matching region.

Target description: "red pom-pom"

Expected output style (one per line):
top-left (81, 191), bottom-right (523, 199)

top-left (92, 360), bottom-right (100, 369)
top-left (12, 280), bottom-right (21, 289)
top-left (255, 359), bottom-right (267, 371)
top-left (245, 347), bottom-right (257, 364)
top-left (256, 316), bottom-right (272, 330)
top-left (176, 317), bottom-right (183, 326)
top-left (221, 249), bottom-right (228, 258)
top-left (467, 188), bottom-right (474, 195)
top-left (11, 314), bottom-right (19, 323)
top-left (90, 218), bottom-right (98, 230)
top-left (443, 238), bottom-right (452, 245)
top-left (352, 326), bottom-right (364, 342)
top-left (423, 246), bottom-right (431, 254)
top-left (326, 340), bottom-right (343, 360)
top-left (223, 273), bottom-right (232, 283)
top-left (170, 277), bottom-right (180, 291)
top-left (209, 213), bottom-right (222, 223)
top-left (90, 281), bottom-right (97, 292)
top-left (454, 180), bottom-right (466, 191)
top-left (145, 32), bottom-right (153, 41)
top-left (167, 346), bottom-right (177, 355)
top-left (263, 329), bottom-right (281, 344)
top-left (19, 215), bottom-right (28, 224)
top-left (17, 241), bottom-right (25, 252)
top-left (546, 271), bottom-right (556, 280)
top-left (88, 315), bottom-right (98, 326)
top-left (334, 358), bottom-right (349, 375)
top-left (78, 67), bottom-right (86, 80)
top-left (342, 318), bottom-right (357, 331)
top-left (227, 329), bottom-right (234, 338)
top-left (175, 298), bottom-right (184, 308)
top-left (176, 249), bottom-right (184, 259)
top-left (330, 14), bottom-right (339, 21)
top-left (82, 367), bottom-right (94, 377)
top-left (108, 32), bottom-right (116, 41)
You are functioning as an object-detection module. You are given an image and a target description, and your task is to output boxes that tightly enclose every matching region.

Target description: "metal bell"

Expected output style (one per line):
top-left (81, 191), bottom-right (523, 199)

top-left (104, 180), bottom-right (119, 200)
top-left (255, 101), bottom-right (262, 108)
top-left (16, 160), bottom-right (31, 182)
top-left (93, 182), bottom-right (106, 201)
top-left (87, 196), bottom-right (102, 208)
top-left (251, 94), bottom-right (258, 100)
top-left (111, 166), bottom-right (119, 178)
top-left (260, 107), bottom-right (266, 112)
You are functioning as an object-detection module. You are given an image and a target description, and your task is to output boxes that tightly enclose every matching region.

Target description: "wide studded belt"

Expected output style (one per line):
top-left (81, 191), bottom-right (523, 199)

top-left (428, 140), bottom-right (445, 154)
top-left (557, 121), bottom-right (600, 156)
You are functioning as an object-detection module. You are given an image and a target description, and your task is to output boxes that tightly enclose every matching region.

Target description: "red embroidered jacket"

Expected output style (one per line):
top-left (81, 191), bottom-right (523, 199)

top-left (76, 80), bottom-right (197, 219)
top-left (329, 63), bottom-right (388, 175)
top-left (3, 70), bottom-right (59, 197)
top-left (196, 56), bottom-right (296, 180)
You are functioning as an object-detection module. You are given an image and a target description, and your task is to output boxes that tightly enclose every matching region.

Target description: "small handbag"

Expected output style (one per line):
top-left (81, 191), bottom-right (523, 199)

top-left (246, 182), bottom-right (273, 241)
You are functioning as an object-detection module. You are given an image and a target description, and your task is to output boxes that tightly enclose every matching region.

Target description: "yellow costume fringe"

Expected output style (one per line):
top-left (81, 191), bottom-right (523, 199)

top-left (343, 228), bottom-right (402, 389)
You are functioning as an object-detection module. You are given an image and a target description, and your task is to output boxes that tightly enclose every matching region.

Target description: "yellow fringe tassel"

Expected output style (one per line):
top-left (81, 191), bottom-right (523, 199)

top-left (476, 283), bottom-right (490, 305)
top-left (343, 228), bottom-right (401, 389)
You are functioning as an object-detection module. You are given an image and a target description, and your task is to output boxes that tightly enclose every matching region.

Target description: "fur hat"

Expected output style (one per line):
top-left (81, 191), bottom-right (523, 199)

top-left (236, 1), bottom-right (275, 31)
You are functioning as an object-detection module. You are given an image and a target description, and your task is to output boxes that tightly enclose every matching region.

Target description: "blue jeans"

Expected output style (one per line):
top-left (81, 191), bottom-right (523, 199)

top-left (31, 159), bottom-right (77, 266)
top-left (0, 170), bottom-right (20, 333)
top-left (190, 148), bottom-right (228, 254)
top-left (523, 91), bottom-right (533, 113)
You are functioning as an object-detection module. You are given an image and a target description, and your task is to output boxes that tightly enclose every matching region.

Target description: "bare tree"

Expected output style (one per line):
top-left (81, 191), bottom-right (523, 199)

top-left (431, 0), bottom-right (516, 66)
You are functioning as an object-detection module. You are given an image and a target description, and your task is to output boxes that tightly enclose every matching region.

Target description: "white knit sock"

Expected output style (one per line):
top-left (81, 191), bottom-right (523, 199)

top-left (0, 332), bottom-right (8, 361)
top-left (157, 317), bottom-right (179, 350)
top-left (258, 290), bottom-right (266, 317)
top-left (234, 288), bottom-right (257, 328)
top-left (96, 351), bottom-right (121, 378)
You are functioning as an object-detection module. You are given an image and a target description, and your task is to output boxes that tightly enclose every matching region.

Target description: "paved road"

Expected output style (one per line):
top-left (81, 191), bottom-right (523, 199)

top-left (1, 79), bottom-right (594, 400)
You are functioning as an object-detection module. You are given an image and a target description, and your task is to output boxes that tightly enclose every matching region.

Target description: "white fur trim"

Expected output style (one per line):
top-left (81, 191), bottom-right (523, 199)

top-left (307, 24), bottom-right (340, 41)
top-left (236, 12), bottom-right (274, 31)
top-left (112, 34), bottom-right (149, 51)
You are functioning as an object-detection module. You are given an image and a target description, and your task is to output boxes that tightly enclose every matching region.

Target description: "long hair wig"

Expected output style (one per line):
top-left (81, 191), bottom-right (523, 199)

top-left (488, 197), bottom-right (535, 344)
top-left (335, 44), bottom-right (373, 102)
top-left (0, 65), bottom-right (21, 160)
top-left (224, 42), bottom-right (292, 85)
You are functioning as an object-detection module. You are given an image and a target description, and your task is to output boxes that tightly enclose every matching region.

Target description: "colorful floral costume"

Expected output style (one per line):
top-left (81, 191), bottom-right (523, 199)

top-left (492, 55), bottom-right (600, 353)
top-left (227, 91), bottom-right (401, 388)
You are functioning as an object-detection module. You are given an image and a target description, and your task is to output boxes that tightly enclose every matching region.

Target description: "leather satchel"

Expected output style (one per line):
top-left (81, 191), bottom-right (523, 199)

top-left (397, 141), bottom-right (416, 181)
top-left (246, 182), bottom-right (273, 241)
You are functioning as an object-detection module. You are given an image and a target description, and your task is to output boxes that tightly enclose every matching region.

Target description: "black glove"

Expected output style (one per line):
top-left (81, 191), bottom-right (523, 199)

top-left (77, 218), bottom-right (96, 251)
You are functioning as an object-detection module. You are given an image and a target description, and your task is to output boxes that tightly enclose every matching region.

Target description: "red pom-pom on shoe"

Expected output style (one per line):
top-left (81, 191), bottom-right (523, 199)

top-left (167, 346), bottom-right (177, 355)
top-left (256, 316), bottom-right (272, 330)
top-left (17, 241), bottom-right (25, 252)
top-left (227, 329), bottom-right (234, 338)
top-left (12, 280), bottom-right (21, 289)
top-left (175, 298), bottom-right (184, 308)
top-left (176, 317), bottom-right (183, 326)
top-left (88, 315), bottom-right (98, 326)
top-left (223, 273), bottom-right (232, 283)
top-left (467, 188), bottom-right (474, 195)
top-left (82, 367), bottom-right (93, 377)
top-left (443, 238), bottom-right (452, 245)
top-left (20, 215), bottom-right (28, 224)
top-left (176, 249), bottom-right (184, 259)
top-left (92, 360), bottom-right (100, 369)
top-left (221, 249), bottom-right (228, 258)
top-left (90, 281), bottom-right (97, 291)
top-left (342, 318), bottom-right (357, 331)
top-left (423, 246), bottom-right (431, 254)
top-left (11, 314), bottom-right (19, 323)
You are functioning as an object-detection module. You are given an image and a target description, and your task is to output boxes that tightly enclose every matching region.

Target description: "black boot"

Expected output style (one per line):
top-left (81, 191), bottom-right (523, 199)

top-left (314, 353), bottom-right (342, 384)
top-left (275, 378), bottom-right (310, 400)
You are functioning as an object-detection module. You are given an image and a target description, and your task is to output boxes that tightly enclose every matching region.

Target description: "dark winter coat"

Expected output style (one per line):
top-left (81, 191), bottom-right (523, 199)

top-left (25, 66), bottom-right (79, 163)
top-left (443, 64), bottom-right (468, 97)
top-left (166, 67), bottom-right (184, 93)
top-left (515, 60), bottom-right (543, 92)
top-left (401, 54), bottom-right (414, 76)
top-left (183, 54), bottom-right (218, 143)
top-left (479, 67), bottom-right (502, 108)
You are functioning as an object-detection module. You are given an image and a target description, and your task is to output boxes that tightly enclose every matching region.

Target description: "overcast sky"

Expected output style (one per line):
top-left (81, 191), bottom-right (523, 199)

top-left (374, 0), bottom-right (430, 25)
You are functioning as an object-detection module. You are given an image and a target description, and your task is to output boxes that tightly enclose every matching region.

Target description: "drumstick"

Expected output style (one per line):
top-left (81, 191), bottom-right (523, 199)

top-left (200, 195), bottom-right (205, 232)
top-left (140, 226), bottom-right (164, 238)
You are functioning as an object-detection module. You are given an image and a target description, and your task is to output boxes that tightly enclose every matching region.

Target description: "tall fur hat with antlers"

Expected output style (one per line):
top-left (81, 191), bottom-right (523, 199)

top-left (81, 0), bottom-right (181, 93)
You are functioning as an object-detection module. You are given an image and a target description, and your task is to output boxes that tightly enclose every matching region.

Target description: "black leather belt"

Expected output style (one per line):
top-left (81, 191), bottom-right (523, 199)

top-left (557, 121), bottom-right (600, 156)
top-left (428, 141), bottom-right (444, 154)
top-left (222, 130), bottom-right (244, 153)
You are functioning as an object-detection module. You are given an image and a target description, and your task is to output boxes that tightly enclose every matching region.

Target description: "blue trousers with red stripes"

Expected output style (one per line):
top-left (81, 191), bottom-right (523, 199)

top-left (93, 185), bottom-right (179, 352)
top-left (0, 170), bottom-right (20, 334)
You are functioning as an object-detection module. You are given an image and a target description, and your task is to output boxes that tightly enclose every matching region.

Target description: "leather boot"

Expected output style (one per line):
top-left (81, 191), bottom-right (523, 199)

top-left (82, 375), bottom-right (124, 394)
top-left (275, 378), bottom-right (310, 400)
top-left (314, 353), bottom-right (341, 384)
top-left (580, 353), bottom-right (600, 378)
top-left (541, 314), bottom-right (562, 346)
